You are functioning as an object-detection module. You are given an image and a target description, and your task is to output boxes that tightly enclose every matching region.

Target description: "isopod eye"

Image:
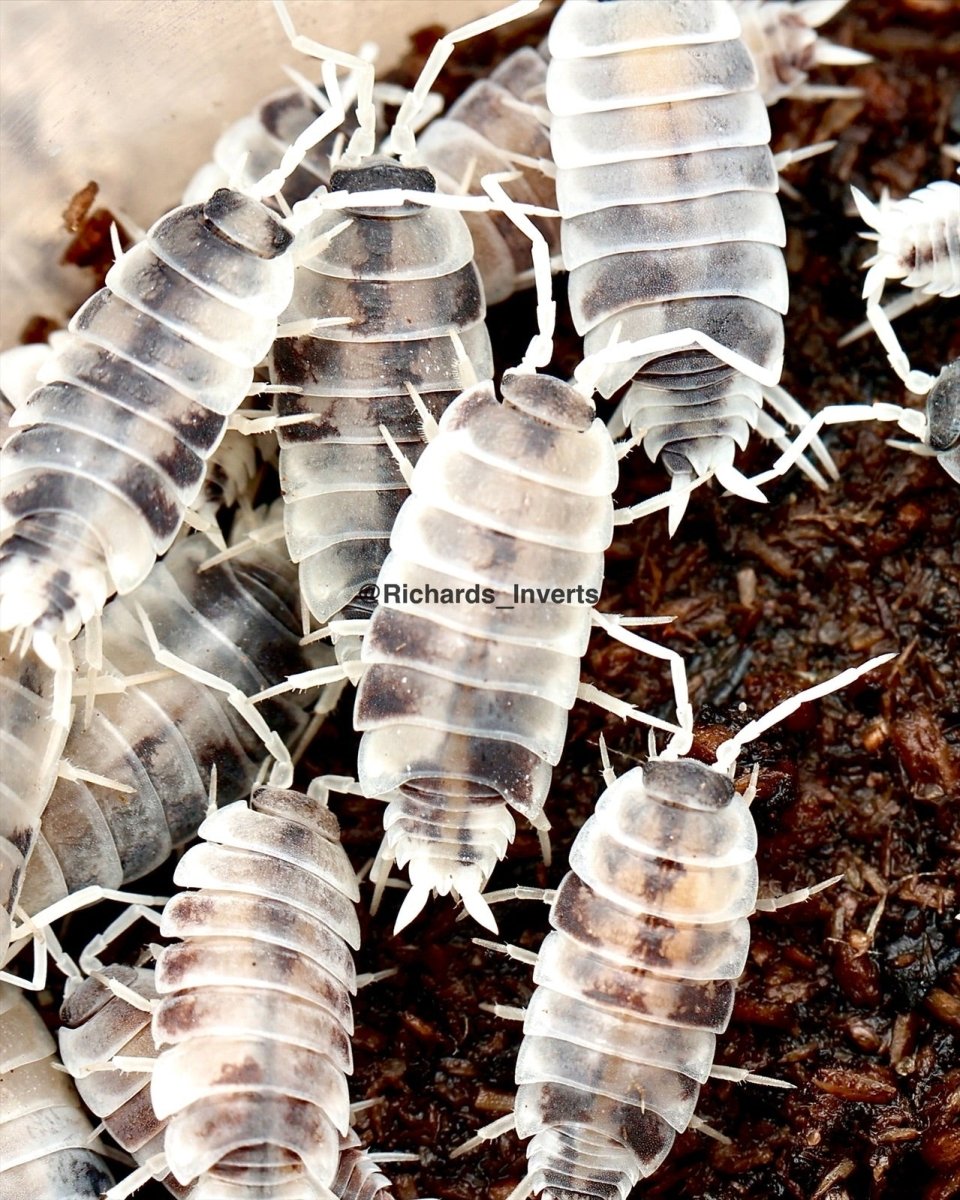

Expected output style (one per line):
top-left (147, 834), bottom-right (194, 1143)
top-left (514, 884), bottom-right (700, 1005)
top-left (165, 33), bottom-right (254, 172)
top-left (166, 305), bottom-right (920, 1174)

top-left (201, 189), bottom-right (293, 258)
top-left (641, 759), bottom-right (735, 811)
top-left (925, 359), bottom-right (960, 453)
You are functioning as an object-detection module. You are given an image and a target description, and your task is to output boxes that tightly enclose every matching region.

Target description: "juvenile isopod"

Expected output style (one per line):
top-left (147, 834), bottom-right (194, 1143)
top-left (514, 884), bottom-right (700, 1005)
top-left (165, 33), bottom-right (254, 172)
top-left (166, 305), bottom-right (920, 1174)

top-left (457, 653), bottom-right (895, 1198)
top-left (546, 0), bottom-right (836, 530)
top-left (847, 178), bottom-right (960, 395)
top-left (732, 0), bottom-right (869, 105)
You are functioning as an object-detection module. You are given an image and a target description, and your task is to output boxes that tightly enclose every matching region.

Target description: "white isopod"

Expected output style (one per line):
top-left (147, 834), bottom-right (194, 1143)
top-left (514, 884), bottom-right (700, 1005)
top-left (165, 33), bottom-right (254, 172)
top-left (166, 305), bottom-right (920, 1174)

top-left (60, 965), bottom-right (406, 1200)
top-left (17, 510), bottom-right (329, 932)
top-left (415, 44), bottom-right (559, 305)
top-left (732, 0), bottom-right (870, 105)
top-left (546, 0), bottom-right (835, 530)
top-left (849, 178), bottom-right (960, 395)
top-left (266, 2), bottom-right (550, 664)
top-left (144, 783), bottom-right (364, 1198)
top-left (0, 982), bottom-right (115, 1198)
top-left (0, 187), bottom-right (298, 665)
top-left (459, 654), bottom-right (895, 1199)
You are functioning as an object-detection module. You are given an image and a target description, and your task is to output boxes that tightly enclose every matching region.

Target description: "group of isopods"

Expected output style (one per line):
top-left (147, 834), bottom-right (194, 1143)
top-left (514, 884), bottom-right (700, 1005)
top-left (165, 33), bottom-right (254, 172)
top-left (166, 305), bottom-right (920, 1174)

top-left (0, 1), bottom-right (957, 1198)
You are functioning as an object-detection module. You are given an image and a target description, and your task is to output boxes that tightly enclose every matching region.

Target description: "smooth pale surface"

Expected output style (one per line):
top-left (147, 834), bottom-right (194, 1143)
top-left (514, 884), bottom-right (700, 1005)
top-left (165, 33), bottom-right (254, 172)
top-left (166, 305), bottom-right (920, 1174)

top-left (0, 0), bottom-right (506, 343)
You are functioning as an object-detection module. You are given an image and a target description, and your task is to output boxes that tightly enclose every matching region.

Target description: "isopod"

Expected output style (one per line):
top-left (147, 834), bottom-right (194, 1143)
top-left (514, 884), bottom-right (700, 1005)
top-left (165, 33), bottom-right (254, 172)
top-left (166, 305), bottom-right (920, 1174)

top-left (0, 982), bottom-right (115, 1198)
top-left (16, 507), bottom-right (329, 930)
top-left (267, 4), bottom-right (549, 663)
top-left (415, 44), bottom-right (559, 305)
top-left (732, 0), bottom-right (869, 106)
top-left (150, 783), bottom-right (363, 1196)
top-left (458, 653), bottom-right (895, 1198)
top-left (849, 178), bottom-right (960, 395)
top-left (546, 0), bottom-right (836, 530)
top-left (0, 186), bottom-right (298, 667)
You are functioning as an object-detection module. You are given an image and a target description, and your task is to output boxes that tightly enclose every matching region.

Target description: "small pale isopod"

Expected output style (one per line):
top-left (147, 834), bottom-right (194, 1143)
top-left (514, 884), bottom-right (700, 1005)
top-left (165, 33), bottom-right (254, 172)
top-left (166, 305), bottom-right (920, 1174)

top-left (0, 982), bottom-right (115, 1198)
top-left (547, 0), bottom-right (835, 529)
top-left (270, 158), bottom-right (493, 664)
top-left (0, 187), bottom-right (297, 666)
top-left (849, 178), bottom-right (960, 395)
top-left (732, 0), bottom-right (870, 105)
top-left (459, 654), bottom-right (895, 1198)
top-left (354, 369), bottom-right (617, 932)
top-left (148, 783), bottom-right (361, 1194)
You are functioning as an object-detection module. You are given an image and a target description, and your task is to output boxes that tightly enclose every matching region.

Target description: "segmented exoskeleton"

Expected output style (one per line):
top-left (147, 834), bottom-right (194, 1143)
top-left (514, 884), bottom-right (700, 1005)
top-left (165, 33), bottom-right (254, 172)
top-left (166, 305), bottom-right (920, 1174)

top-left (732, 0), bottom-right (869, 105)
top-left (18, 512), bottom-right (328, 923)
top-left (0, 642), bottom-right (69, 964)
top-left (60, 966), bottom-right (404, 1200)
top-left (270, 159), bottom-right (493, 665)
top-left (354, 369), bottom-right (619, 932)
top-left (547, 0), bottom-right (835, 530)
top-left (415, 45), bottom-right (559, 305)
top-left (149, 783), bottom-right (362, 1197)
top-left (59, 966), bottom-right (191, 1200)
top-left (0, 983), bottom-right (115, 1198)
top-left (460, 656), bottom-right (894, 1198)
top-left (850, 179), bottom-right (960, 395)
top-left (0, 188), bottom-right (296, 665)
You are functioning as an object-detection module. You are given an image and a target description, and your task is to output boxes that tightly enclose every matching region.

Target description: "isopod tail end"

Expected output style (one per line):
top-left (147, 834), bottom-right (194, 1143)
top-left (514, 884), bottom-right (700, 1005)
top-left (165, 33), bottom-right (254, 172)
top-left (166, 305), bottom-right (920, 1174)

top-left (393, 883), bottom-right (431, 934)
top-left (460, 886), bottom-right (499, 934)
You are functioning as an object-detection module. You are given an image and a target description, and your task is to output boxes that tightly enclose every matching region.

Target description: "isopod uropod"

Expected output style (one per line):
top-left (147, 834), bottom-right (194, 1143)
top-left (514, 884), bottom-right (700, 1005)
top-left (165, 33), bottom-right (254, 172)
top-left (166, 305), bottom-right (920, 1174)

top-left (850, 178), bottom-right (960, 395)
top-left (732, 0), bottom-right (870, 106)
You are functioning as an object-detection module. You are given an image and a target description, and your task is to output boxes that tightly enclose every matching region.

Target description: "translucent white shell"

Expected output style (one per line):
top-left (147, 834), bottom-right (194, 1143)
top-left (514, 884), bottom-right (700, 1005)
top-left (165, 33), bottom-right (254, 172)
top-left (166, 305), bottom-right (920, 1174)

top-left (270, 161), bottom-right (493, 663)
top-left (0, 190), bottom-right (295, 646)
top-left (514, 758), bottom-right (758, 1195)
top-left (547, 0), bottom-right (792, 492)
top-left (151, 785), bottom-right (361, 1197)
top-left (355, 371), bottom-right (617, 927)
top-left (0, 983), bottom-right (114, 1198)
